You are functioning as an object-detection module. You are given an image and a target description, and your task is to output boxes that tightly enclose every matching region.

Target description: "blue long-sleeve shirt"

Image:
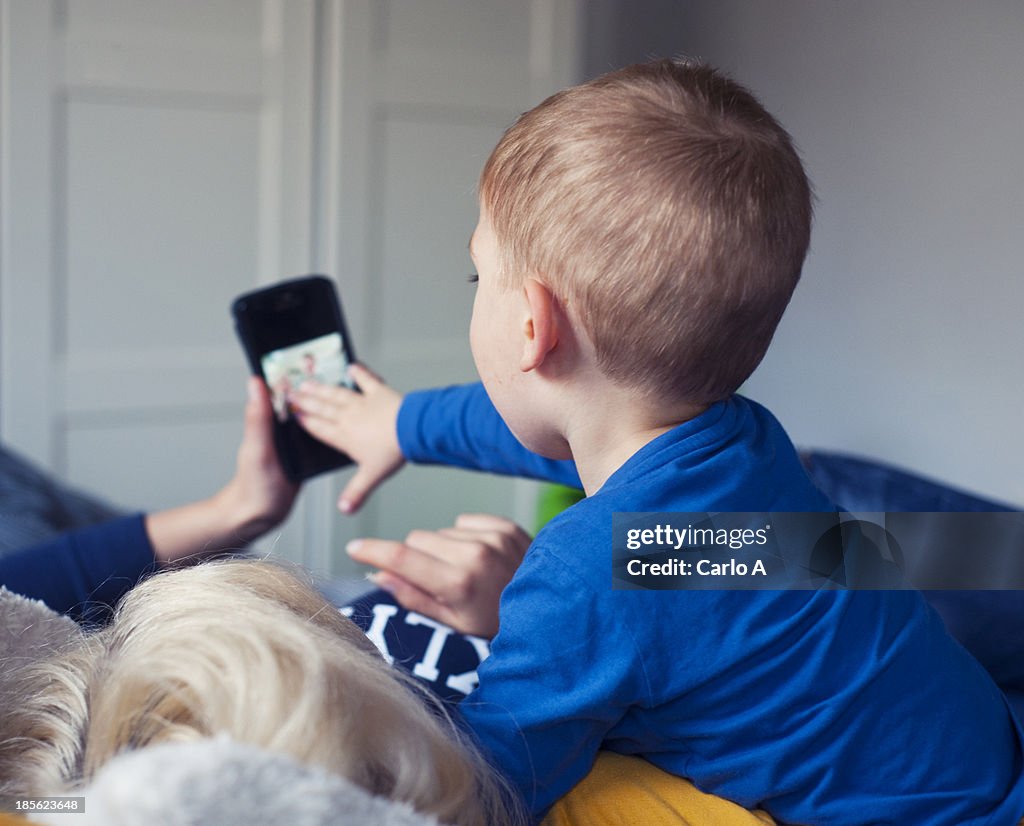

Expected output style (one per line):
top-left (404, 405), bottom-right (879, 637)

top-left (0, 513), bottom-right (154, 623)
top-left (397, 383), bottom-right (1024, 825)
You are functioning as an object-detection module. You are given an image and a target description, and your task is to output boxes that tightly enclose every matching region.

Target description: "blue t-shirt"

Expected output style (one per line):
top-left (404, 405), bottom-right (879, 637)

top-left (398, 383), bottom-right (1024, 825)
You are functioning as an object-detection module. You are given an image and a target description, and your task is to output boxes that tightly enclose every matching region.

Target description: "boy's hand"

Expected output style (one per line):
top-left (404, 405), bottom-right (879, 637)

top-left (290, 363), bottom-right (405, 514)
top-left (346, 513), bottom-right (531, 638)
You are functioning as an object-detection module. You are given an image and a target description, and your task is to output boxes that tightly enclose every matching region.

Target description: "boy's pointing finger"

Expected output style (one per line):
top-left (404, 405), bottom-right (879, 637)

top-left (346, 537), bottom-right (452, 589)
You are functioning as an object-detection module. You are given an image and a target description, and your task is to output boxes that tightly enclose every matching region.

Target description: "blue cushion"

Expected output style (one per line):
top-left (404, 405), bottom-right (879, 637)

top-left (802, 450), bottom-right (1023, 708)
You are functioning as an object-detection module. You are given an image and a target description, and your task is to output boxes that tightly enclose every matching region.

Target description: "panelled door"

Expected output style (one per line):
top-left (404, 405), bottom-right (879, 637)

top-left (1, 0), bottom-right (580, 574)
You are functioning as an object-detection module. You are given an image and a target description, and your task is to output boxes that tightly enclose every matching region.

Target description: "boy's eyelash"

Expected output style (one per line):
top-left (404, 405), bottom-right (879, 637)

top-left (467, 273), bottom-right (479, 284)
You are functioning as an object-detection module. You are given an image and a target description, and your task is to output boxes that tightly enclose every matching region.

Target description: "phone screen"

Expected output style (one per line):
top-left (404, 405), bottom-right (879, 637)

top-left (261, 332), bottom-right (354, 423)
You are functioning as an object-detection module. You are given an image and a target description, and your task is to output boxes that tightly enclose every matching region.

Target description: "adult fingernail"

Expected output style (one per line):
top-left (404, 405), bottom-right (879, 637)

top-left (346, 539), bottom-right (362, 555)
top-left (339, 498), bottom-right (354, 514)
top-left (247, 379), bottom-right (258, 401)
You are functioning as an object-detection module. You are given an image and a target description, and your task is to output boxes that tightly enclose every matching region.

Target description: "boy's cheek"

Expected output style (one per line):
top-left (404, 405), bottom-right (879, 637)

top-left (468, 309), bottom-right (485, 373)
top-left (468, 297), bottom-right (501, 378)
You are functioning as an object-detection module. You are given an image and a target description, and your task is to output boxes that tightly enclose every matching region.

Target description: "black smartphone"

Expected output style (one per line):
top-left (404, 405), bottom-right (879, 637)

top-left (232, 275), bottom-right (356, 483)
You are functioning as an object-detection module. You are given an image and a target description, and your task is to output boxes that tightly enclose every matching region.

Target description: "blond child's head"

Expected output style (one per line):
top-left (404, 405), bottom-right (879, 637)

top-left (476, 58), bottom-right (812, 408)
top-left (0, 560), bottom-right (518, 826)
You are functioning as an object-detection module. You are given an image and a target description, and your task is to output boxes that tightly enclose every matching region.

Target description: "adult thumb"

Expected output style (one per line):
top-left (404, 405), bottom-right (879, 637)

top-left (244, 377), bottom-right (274, 446)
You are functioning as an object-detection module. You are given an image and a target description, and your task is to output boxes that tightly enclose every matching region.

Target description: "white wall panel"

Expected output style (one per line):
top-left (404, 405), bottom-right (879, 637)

top-left (2, 0), bottom-right (317, 564)
top-left (2, 0), bottom-right (580, 575)
top-left (376, 0), bottom-right (531, 58)
top-left (65, 417), bottom-right (241, 512)
top-left (64, 0), bottom-right (263, 39)
top-left (374, 0), bottom-right (538, 110)
top-left (376, 115), bottom-right (506, 353)
top-left (64, 100), bottom-right (259, 353)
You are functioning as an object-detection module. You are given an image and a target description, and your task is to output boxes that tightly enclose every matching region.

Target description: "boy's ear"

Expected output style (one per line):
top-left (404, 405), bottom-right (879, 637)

top-left (521, 277), bottom-right (559, 373)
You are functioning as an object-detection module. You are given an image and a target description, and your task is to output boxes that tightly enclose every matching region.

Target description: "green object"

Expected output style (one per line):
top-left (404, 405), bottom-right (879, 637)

top-left (535, 483), bottom-right (586, 532)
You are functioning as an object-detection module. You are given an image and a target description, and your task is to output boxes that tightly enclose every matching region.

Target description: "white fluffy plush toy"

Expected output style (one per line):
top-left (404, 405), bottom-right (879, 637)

top-left (36, 735), bottom-right (440, 826)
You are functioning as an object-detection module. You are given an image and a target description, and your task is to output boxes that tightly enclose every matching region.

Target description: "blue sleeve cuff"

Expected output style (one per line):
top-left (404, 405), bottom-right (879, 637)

top-left (396, 388), bottom-right (438, 465)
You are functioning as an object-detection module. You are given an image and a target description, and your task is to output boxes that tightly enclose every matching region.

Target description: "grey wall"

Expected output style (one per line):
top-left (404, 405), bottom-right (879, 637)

top-left (584, 1), bottom-right (1024, 505)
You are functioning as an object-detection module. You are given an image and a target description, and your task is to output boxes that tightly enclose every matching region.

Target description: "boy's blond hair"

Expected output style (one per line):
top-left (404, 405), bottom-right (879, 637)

top-left (480, 59), bottom-right (812, 405)
top-left (0, 560), bottom-right (519, 826)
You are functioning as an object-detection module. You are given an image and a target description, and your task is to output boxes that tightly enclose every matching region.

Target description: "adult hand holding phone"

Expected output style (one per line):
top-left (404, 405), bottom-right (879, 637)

top-left (290, 363), bottom-right (405, 514)
top-left (146, 377), bottom-right (299, 564)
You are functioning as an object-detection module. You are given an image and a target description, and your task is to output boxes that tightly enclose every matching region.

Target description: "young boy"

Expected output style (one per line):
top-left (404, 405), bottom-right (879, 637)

top-left (293, 60), bottom-right (1024, 823)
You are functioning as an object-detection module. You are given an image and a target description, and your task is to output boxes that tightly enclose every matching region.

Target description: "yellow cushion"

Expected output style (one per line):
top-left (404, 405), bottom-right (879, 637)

top-left (0, 814), bottom-right (43, 825)
top-left (542, 751), bottom-right (776, 826)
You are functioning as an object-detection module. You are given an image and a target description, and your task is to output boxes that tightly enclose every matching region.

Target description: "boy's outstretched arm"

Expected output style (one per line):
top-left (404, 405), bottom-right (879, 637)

top-left (396, 383), bottom-right (580, 486)
top-left (292, 367), bottom-right (580, 514)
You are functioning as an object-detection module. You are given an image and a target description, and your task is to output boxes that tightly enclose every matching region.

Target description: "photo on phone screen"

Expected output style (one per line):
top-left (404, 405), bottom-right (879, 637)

top-left (261, 332), bottom-right (354, 423)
